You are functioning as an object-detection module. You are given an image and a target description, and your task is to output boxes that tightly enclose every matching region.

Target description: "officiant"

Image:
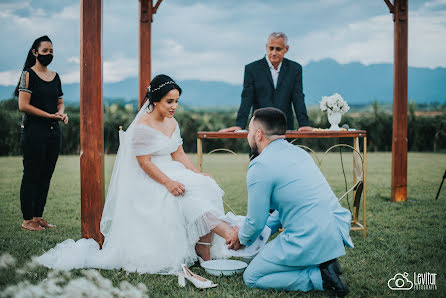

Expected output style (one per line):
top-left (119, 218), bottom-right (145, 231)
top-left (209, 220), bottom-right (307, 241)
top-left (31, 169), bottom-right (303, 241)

top-left (220, 32), bottom-right (312, 133)
top-left (226, 108), bottom-right (353, 296)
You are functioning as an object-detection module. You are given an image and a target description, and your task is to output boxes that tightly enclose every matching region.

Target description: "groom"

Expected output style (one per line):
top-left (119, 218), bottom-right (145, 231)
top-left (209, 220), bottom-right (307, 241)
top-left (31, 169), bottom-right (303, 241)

top-left (227, 108), bottom-right (353, 296)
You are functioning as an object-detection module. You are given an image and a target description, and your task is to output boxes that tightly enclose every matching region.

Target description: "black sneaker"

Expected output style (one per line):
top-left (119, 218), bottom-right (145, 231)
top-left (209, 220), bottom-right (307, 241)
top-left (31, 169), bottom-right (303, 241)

top-left (320, 258), bottom-right (349, 297)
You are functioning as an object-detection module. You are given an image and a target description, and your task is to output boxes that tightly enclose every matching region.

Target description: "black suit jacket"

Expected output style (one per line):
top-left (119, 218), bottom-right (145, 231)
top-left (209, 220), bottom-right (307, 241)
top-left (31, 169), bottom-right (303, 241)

top-left (235, 57), bottom-right (309, 130)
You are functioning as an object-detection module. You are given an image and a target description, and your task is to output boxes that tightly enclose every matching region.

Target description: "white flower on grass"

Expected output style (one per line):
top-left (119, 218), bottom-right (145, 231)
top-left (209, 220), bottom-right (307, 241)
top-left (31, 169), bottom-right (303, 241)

top-left (319, 93), bottom-right (350, 114)
top-left (0, 253), bottom-right (16, 269)
top-left (81, 269), bottom-right (113, 289)
top-left (15, 258), bottom-right (42, 275)
top-left (2, 267), bottom-right (149, 298)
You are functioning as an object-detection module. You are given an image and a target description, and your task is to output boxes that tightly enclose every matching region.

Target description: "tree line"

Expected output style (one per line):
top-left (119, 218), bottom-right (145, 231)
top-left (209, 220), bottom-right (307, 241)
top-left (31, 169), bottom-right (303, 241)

top-left (0, 98), bottom-right (445, 156)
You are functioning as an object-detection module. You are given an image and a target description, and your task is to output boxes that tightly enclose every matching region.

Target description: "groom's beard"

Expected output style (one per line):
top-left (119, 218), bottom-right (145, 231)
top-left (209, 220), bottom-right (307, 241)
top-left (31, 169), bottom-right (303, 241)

top-left (250, 142), bottom-right (259, 160)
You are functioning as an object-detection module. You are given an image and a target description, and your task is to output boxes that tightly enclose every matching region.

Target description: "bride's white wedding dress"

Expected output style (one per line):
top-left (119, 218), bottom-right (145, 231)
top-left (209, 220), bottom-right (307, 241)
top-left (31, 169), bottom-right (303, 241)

top-left (37, 101), bottom-right (227, 274)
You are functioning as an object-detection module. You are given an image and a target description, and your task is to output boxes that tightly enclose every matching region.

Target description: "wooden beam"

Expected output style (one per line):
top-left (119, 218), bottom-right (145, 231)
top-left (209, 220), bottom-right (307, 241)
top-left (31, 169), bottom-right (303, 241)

top-left (153, 0), bottom-right (163, 14)
top-left (139, 0), bottom-right (152, 109)
top-left (80, 0), bottom-right (105, 244)
top-left (197, 130), bottom-right (367, 139)
top-left (391, 0), bottom-right (408, 202)
top-left (384, 0), bottom-right (394, 13)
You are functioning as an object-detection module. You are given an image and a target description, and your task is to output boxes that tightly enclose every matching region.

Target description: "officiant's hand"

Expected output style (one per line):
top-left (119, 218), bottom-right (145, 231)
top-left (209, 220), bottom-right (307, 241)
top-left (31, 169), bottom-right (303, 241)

top-left (166, 180), bottom-right (185, 197)
top-left (226, 226), bottom-right (244, 250)
top-left (219, 126), bottom-right (242, 133)
top-left (297, 126), bottom-right (313, 132)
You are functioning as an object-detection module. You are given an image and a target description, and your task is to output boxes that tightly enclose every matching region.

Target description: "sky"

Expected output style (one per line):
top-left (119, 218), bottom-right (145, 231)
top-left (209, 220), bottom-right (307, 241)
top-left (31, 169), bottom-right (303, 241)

top-left (0, 0), bottom-right (445, 87)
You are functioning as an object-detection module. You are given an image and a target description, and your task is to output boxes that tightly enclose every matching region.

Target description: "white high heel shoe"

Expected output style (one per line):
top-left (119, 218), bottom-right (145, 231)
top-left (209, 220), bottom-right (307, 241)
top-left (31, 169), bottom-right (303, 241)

top-left (178, 264), bottom-right (217, 289)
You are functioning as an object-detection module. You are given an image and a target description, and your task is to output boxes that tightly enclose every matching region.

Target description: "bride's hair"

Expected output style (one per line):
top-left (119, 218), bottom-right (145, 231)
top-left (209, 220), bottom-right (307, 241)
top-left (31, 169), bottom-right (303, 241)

top-left (145, 74), bottom-right (182, 111)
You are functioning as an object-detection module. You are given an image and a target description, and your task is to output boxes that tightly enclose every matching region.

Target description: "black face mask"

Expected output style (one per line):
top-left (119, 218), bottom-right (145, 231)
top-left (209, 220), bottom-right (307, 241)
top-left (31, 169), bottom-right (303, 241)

top-left (37, 54), bottom-right (53, 66)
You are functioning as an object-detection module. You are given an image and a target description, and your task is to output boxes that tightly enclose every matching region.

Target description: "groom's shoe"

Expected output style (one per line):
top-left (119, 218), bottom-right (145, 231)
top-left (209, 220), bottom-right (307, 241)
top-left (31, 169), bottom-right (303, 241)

top-left (320, 258), bottom-right (349, 297)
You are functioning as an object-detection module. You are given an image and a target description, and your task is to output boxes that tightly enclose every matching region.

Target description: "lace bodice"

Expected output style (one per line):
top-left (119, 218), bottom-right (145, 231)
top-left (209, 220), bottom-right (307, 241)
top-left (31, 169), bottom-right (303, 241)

top-left (131, 123), bottom-right (183, 156)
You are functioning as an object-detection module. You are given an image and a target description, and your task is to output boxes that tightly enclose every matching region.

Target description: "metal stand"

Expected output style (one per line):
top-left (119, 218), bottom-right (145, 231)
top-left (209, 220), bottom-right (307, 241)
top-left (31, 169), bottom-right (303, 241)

top-left (435, 170), bottom-right (446, 200)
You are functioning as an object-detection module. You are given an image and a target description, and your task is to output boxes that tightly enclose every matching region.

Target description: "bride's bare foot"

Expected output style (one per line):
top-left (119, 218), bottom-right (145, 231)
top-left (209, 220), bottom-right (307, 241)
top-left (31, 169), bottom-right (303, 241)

top-left (212, 221), bottom-right (237, 242)
top-left (195, 242), bottom-right (211, 261)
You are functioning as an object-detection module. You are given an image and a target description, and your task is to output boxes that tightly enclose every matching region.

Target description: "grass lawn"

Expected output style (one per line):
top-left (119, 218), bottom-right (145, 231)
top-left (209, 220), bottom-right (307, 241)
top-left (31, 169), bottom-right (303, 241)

top-left (0, 152), bottom-right (445, 297)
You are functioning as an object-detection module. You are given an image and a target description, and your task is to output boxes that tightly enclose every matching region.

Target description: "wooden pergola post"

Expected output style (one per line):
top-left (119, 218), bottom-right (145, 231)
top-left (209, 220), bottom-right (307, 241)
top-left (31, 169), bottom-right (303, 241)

top-left (80, 0), bottom-right (104, 244)
top-left (79, 0), bottom-right (164, 243)
top-left (385, 0), bottom-right (408, 202)
top-left (139, 0), bottom-right (163, 109)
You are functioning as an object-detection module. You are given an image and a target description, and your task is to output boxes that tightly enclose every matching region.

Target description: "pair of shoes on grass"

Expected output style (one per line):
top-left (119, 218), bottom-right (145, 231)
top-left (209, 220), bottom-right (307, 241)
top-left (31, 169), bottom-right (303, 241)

top-left (21, 218), bottom-right (56, 231)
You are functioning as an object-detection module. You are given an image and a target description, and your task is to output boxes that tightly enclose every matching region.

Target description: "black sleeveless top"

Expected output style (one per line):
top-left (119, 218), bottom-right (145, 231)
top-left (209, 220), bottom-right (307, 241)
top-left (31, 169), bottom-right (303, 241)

top-left (18, 68), bottom-right (63, 124)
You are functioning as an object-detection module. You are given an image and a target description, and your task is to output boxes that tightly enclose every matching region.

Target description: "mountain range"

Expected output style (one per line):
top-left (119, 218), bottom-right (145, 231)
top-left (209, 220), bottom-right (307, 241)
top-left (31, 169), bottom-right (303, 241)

top-left (1, 59), bottom-right (445, 107)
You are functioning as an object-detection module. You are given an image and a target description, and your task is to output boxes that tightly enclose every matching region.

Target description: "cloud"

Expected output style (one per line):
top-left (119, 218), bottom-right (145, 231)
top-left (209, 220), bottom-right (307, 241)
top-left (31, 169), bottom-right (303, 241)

top-left (0, 0), bottom-right (445, 87)
top-left (294, 14), bottom-right (393, 66)
top-left (0, 70), bottom-right (21, 86)
top-left (103, 56), bottom-right (138, 83)
top-left (290, 7), bottom-right (446, 69)
top-left (424, 0), bottom-right (446, 8)
top-left (59, 69), bottom-right (79, 85)
top-left (0, 2), bottom-right (80, 73)
top-left (151, 0), bottom-right (446, 84)
top-left (152, 39), bottom-right (244, 85)
top-left (409, 10), bottom-right (446, 68)
top-left (67, 56), bottom-right (80, 64)
top-left (59, 56), bottom-right (138, 84)
top-left (58, 5), bottom-right (79, 20)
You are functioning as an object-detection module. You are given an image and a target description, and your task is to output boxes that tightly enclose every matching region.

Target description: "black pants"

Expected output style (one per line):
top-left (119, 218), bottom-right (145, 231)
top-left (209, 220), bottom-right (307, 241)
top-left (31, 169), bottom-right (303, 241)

top-left (20, 121), bottom-right (61, 220)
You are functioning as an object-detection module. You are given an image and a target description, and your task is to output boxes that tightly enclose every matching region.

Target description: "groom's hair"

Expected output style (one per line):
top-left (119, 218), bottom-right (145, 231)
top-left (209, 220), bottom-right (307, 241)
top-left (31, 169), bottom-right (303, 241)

top-left (252, 108), bottom-right (286, 137)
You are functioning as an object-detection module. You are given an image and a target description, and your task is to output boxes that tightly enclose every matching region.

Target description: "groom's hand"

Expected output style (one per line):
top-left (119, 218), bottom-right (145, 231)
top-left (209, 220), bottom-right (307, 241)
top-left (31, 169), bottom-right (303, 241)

top-left (226, 226), bottom-right (243, 250)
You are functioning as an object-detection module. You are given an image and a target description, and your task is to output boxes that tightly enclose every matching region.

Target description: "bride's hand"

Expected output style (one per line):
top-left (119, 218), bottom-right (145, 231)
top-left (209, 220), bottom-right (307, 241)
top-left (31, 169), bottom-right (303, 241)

top-left (165, 180), bottom-right (185, 197)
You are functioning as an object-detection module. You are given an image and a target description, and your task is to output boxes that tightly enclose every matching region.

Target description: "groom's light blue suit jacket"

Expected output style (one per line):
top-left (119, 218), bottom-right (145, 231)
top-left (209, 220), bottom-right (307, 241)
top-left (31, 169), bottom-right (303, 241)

top-left (239, 139), bottom-right (354, 267)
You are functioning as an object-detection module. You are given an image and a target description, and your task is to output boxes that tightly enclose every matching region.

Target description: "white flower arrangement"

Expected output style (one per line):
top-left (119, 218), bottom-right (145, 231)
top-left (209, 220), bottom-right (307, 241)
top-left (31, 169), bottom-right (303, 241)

top-left (320, 93), bottom-right (350, 114)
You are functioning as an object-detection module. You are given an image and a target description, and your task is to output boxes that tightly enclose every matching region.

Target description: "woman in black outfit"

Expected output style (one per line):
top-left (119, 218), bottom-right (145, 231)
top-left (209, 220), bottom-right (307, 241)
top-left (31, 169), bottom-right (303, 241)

top-left (15, 35), bottom-right (68, 231)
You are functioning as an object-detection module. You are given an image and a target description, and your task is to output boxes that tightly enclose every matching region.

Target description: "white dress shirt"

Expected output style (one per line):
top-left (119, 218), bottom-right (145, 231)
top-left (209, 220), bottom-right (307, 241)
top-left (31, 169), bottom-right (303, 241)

top-left (266, 56), bottom-right (282, 89)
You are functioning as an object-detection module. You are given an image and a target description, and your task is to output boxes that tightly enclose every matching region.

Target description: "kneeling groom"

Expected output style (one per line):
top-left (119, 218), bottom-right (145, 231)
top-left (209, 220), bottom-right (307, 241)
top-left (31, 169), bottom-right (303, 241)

top-left (227, 108), bottom-right (354, 296)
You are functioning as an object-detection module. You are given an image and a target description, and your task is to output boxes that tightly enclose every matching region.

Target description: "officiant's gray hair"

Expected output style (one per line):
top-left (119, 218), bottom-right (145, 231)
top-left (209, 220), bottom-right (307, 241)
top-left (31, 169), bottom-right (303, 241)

top-left (252, 108), bottom-right (286, 138)
top-left (267, 32), bottom-right (288, 46)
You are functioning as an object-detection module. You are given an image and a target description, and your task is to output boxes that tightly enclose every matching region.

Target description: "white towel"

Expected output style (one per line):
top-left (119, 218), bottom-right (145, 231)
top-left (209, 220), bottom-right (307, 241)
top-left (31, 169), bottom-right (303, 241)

top-left (219, 212), bottom-right (271, 258)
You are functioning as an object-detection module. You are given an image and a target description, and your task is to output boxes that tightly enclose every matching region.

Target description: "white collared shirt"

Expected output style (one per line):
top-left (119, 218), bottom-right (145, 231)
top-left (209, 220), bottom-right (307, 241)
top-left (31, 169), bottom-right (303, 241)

top-left (266, 56), bottom-right (282, 89)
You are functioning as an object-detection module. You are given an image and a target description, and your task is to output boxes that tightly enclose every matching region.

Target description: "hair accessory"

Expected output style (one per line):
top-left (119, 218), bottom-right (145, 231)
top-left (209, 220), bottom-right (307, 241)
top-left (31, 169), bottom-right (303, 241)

top-left (150, 81), bottom-right (175, 93)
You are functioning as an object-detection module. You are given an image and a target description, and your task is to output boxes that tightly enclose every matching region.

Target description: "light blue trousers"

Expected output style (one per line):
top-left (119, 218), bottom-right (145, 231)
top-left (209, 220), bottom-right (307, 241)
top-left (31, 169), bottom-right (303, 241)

top-left (243, 254), bottom-right (324, 292)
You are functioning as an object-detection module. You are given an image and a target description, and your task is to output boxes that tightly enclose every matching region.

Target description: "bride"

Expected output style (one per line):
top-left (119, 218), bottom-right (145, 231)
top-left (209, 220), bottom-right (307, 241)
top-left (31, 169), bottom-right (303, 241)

top-left (37, 75), bottom-right (237, 274)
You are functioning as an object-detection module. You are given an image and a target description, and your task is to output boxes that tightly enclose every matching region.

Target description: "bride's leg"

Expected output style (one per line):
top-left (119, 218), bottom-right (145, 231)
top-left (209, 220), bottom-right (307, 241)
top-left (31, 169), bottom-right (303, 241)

top-left (195, 222), bottom-right (235, 261)
top-left (202, 212), bottom-right (235, 242)
top-left (194, 213), bottom-right (236, 261)
top-left (195, 233), bottom-right (212, 261)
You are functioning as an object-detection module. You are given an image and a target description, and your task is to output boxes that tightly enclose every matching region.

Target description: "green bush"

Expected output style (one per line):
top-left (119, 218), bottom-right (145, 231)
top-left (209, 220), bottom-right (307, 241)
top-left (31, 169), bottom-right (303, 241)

top-left (0, 97), bottom-right (445, 156)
